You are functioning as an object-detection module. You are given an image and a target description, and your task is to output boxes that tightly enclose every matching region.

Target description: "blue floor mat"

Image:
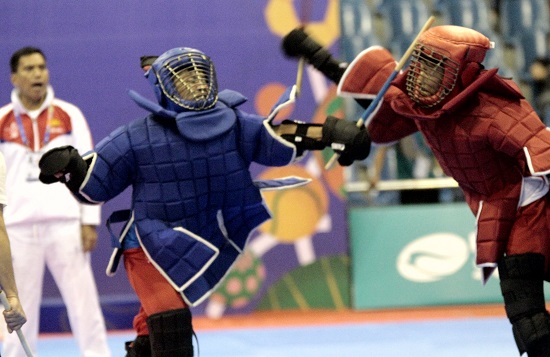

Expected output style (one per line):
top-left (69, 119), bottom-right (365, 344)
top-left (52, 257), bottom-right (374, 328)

top-left (24, 316), bottom-right (518, 357)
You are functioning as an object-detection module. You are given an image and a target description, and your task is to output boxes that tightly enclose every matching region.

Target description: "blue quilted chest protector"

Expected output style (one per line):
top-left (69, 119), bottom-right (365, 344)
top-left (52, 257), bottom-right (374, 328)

top-left (83, 90), bottom-right (303, 305)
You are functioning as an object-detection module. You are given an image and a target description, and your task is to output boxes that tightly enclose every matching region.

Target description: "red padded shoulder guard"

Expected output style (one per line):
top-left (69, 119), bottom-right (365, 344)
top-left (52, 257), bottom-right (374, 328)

top-left (337, 46), bottom-right (396, 99)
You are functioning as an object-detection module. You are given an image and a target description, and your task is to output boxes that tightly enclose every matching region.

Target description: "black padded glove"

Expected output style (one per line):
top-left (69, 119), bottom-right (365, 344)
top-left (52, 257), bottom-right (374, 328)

top-left (39, 145), bottom-right (88, 192)
top-left (282, 28), bottom-right (347, 84)
top-left (321, 116), bottom-right (371, 166)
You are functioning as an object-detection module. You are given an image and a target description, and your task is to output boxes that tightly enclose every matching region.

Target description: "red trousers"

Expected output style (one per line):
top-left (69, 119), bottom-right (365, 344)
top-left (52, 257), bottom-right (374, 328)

top-left (123, 248), bottom-right (188, 335)
top-left (507, 198), bottom-right (550, 275)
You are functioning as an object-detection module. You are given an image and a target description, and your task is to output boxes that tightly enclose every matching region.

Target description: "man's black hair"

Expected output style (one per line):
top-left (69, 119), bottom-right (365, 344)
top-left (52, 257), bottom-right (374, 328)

top-left (10, 47), bottom-right (46, 73)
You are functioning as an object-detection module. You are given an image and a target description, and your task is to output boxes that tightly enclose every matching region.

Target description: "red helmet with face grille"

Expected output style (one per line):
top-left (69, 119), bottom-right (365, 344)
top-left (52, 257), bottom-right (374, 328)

top-left (406, 25), bottom-right (492, 108)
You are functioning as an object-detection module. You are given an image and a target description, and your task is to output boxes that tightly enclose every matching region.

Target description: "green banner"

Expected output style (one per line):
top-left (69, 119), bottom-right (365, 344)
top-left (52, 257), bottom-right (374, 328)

top-left (349, 203), bottom-right (550, 309)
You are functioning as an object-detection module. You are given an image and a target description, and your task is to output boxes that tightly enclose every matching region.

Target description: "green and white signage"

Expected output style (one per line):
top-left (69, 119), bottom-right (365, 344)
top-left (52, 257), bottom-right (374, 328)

top-left (349, 203), bottom-right (550, 309)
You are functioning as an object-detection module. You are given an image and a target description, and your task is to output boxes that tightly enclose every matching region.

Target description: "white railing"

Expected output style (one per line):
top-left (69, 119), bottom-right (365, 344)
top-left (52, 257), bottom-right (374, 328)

top-left (345, 177), bottom-right (459, 193)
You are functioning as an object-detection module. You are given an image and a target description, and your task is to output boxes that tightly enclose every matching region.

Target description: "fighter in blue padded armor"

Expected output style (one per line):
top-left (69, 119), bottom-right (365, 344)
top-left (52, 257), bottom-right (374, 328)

top-left (38, 47), bottom-right (370, 357)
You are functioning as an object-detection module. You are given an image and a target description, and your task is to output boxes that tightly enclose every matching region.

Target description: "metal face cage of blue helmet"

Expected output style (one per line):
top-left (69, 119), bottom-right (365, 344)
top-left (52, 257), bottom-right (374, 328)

top-left (147, 47), bottom-right (218, 112)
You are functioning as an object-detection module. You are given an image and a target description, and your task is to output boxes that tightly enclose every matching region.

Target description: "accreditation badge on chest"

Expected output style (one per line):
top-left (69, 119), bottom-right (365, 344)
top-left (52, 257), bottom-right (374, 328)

top-left (26, 151), bottom-right (43, 181)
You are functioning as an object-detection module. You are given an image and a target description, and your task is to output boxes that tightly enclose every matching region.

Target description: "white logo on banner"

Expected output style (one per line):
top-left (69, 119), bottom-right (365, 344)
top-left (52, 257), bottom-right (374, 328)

top-left (396, 233), bottom-right (470, 282)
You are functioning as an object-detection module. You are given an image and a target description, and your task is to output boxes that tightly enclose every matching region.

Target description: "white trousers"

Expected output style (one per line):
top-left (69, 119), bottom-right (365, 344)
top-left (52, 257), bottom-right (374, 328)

top-left (1, 220), bottom-right (110, 357)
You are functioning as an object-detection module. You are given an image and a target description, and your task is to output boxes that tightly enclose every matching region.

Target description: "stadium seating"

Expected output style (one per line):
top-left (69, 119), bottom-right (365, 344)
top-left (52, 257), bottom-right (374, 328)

top-left (511, 28), bottom-right (549, 81)
top-left (340, 0), bottom-right (382, 62)
top-left (499, 0), bottom-right (549, 45)
top-left (432, 0), bottom-right (492, 34)
top-left (373, 0), bottom-right (430, 55)
top-left (481, 31), bottom-right (516, 78)
top-left (339, 0), bottom-right (548, 87)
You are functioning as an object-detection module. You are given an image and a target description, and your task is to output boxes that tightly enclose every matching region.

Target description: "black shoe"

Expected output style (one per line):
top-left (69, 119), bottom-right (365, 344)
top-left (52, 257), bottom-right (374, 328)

top-left (125, 335), bottom-right (152, 357)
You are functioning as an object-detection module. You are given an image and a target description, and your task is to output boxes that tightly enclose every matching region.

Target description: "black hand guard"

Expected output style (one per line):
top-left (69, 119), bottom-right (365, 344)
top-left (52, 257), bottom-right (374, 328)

top-left (39, 145), bottom-right (88, 192)
top-left (282, 28), bottom-right (347, 84)
top-left (322, 116), bottom-right (371, 166)
top-left (278, 120), bottom-right (325, 157)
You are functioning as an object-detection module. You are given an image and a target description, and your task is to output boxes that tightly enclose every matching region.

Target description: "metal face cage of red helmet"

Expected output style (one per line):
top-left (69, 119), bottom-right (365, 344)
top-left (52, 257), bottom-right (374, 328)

top-left (406, 43), bottom-right (460, 108)
top-left (405, 25), bottom-right (492, 109)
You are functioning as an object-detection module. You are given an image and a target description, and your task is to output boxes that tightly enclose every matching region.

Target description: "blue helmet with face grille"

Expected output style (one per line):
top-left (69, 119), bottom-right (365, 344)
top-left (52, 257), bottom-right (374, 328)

top-left (145, 47), bottom-right (218, 112)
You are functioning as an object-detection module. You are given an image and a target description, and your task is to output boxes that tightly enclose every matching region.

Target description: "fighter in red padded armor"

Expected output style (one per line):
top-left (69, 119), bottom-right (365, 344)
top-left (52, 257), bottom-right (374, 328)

top-left (282, 25), bottom-right (550, 356)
